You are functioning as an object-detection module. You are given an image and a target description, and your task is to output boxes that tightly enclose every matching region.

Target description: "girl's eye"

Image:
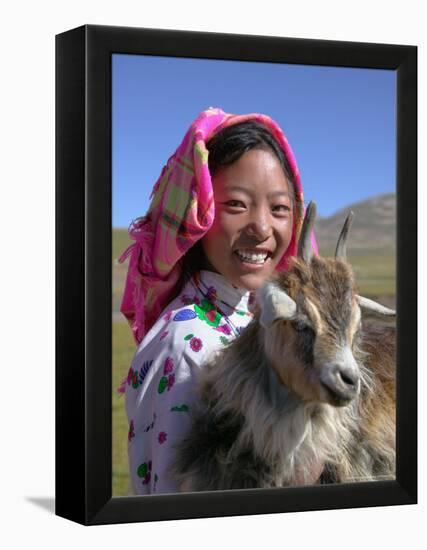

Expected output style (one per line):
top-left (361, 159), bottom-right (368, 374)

top-left (225, 200), bottom-right (245, 208)
top-left (272, 204), bottom-right (291, 213)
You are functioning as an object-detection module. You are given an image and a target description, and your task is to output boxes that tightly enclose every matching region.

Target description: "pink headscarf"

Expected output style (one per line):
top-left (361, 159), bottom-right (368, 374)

top-left (119, 107), bottom-right (315, 345)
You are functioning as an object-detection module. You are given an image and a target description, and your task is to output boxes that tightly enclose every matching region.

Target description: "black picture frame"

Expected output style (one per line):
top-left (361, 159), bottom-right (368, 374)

top-left (55, 24), bottom-right (417, 526)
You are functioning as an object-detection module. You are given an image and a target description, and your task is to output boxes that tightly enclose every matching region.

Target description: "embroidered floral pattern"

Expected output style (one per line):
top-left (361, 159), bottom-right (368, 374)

top-left (139, 360), bottom-right (153, 384)
top-left (164, 357), bottom-right (174, 374)
top-left (163, 310), bottom-right (173, 322)
top-left (158, 377), bottom-right (168, 394)
top-left (153, 473), bottom-right (159, 492)
top-left (137, 460), bottom-right (152, 485)
top-left (128, 420), bottom-right (135, 442)
top-left (143, 413), bottom-right (156, 433)
top-left (129, 368), bottom-right (139, 389)
top-left (171, 404), bottom-right (189, 412)
top-left (166, 373), bottom-right (175, 391)
top-left (189, 337), bottom-right (203, 352)
top-left (173, 309), bottom-right (197, 321)
top-left (180, 294), bottom-right (200, 306)
top-left (215, 324), bottom-right (232, 335)
top-left (127, 359), bottom-right (154, 390)
top-left (206, 285), bottom-right (217, 302)
top-left (157, 357), bottom-right (176, 394)
top-left (194, 299), bottom-right (222, 327)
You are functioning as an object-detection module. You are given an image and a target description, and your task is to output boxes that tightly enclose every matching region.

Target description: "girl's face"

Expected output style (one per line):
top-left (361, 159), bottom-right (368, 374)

top-left (201, 148), bottom-right (294, 291)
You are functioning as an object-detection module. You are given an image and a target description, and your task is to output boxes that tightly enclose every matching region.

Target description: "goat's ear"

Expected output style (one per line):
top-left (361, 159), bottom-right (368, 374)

top-left (257, 282), bottom-right (297, 328)
top-left (357, 296), bottom-right (396, 317)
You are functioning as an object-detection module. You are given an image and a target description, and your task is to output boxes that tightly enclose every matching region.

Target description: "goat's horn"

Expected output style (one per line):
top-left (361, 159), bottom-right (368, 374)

top-left (258, 282), bottom-right (297, 328)
top-left (357, 296), bottom-right (396, 316)
top-left (335, 211), bottom-right (354, 260)
top-left (298, 201), bottom-right (317, 263)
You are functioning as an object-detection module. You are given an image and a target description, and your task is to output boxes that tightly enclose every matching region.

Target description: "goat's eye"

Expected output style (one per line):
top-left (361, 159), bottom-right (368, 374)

top-left (292, 320), bottom-right (312, 333)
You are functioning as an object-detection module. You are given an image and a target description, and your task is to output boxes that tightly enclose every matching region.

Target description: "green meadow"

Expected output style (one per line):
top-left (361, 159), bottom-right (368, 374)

top-left (321, 246), bottom-right (396, 300)
top-left (112, 321), bottom-right (135, 496)
top-left (112, 230), bottom-right (396, 496)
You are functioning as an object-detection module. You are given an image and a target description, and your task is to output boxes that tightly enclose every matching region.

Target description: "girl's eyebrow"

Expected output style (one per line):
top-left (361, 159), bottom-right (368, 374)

top-left (268, 190), bottom-right (291, 199)
top-left (226, 185), bottom-right (291, 199)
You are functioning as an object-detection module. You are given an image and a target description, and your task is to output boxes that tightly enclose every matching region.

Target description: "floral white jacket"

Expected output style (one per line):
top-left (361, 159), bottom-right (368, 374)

top-left (125, 270), bottom-right (255, 494)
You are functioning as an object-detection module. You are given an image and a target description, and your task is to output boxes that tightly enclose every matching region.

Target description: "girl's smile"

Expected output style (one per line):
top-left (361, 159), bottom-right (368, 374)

top-left (201, 148), bottom-right (294, 291)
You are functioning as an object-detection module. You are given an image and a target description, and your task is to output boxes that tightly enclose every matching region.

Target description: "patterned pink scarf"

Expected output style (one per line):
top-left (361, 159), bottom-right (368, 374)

top-left (119, 107), bottom-right (315, 345)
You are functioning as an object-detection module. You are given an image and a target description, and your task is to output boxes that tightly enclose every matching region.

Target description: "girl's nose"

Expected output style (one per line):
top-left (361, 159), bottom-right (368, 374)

top-left (245, 217), bottom-right (272, 241)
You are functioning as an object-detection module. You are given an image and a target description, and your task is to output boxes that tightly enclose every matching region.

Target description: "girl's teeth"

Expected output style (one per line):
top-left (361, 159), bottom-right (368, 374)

top-left (235, 251), bottom-right (268, 264)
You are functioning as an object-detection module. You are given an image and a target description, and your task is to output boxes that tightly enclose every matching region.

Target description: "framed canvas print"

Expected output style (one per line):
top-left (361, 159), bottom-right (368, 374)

top-left (56, 24), bottom-right (417, 526)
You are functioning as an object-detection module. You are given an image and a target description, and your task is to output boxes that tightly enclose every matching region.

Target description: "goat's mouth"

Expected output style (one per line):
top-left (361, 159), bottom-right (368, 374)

top-left (319, 380), bottom-right (358, 407)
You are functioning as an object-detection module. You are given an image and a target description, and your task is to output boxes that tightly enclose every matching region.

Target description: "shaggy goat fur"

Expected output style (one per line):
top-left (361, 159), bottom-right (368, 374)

top-left (173, 256), bottom-right (396, 491)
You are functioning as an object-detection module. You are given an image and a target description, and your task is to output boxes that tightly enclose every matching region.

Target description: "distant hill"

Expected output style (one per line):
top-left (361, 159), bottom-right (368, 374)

top-left (314, 193), bottom-right (396, 256)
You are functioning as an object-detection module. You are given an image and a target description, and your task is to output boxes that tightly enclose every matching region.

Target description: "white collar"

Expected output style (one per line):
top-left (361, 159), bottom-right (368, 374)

top-left (192, 270), bottom-right (252, 312)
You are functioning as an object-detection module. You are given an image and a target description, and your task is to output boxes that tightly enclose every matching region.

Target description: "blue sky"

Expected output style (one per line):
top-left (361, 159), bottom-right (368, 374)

top-left (112, 54), bottom-right (396, 228)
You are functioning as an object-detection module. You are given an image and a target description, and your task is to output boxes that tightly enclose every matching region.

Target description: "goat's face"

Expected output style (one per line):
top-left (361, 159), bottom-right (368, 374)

top-left (260, 256), bottom-right (362, 407)
top-left (257, 202), bottom-right (395, 407)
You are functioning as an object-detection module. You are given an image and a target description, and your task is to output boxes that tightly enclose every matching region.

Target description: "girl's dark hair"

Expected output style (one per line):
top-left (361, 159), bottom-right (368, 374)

top-left (207, 120), bottom-right (295, 193)
top-left (177, 120), bottom-right (296, 292)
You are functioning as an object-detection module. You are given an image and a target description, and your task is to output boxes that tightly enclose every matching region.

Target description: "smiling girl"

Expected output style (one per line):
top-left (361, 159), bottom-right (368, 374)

top-left (119, 107), bottom-right (314, 494)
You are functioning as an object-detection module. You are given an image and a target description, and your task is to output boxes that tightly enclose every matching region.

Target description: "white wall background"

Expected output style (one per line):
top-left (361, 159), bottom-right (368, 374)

top-left (1, 1), bottom-right (424, 547)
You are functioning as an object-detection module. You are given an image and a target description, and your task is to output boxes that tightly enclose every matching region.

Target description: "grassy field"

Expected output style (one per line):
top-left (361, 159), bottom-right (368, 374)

top-left (112, 321), bottom-right (135, 496)
top-left (112, 231), bottom-right (396, 496)
top-left (321, 246), bottom-right (396, 301)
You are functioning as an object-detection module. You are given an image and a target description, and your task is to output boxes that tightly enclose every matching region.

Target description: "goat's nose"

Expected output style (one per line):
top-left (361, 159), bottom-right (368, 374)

top-left (332, 364), bottom-right (359, 390)
top-left (320, 361), bottom-right (361, 406)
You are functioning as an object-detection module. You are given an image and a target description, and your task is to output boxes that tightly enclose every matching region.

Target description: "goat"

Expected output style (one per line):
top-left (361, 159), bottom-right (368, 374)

top-left (173, 202), bottom-right (396, 491)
